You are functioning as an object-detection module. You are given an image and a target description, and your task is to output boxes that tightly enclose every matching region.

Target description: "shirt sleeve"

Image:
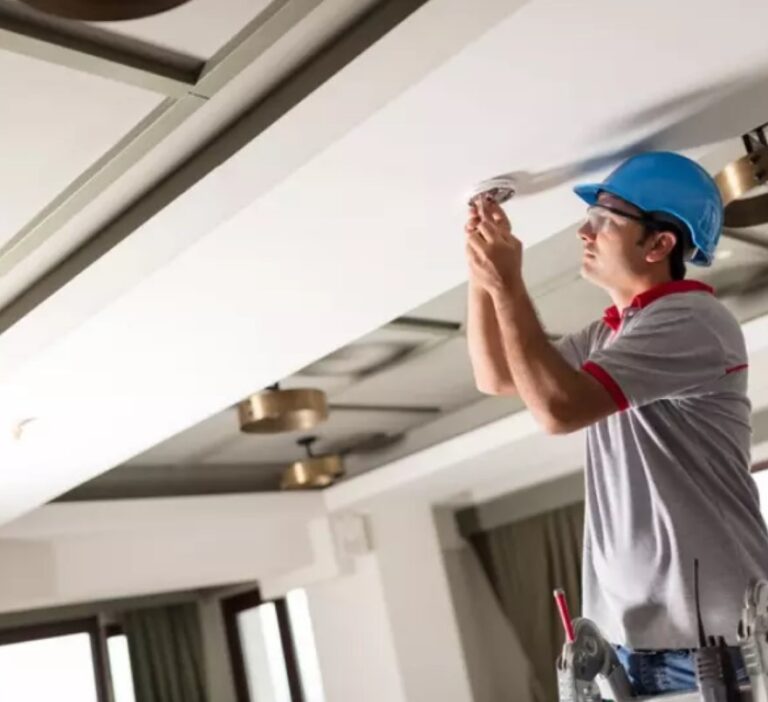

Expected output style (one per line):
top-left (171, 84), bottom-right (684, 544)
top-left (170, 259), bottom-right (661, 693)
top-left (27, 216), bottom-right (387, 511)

top-left (553, 322), bottom-right (600, 369)
top-left (582, 304), bottom-right (727, 410)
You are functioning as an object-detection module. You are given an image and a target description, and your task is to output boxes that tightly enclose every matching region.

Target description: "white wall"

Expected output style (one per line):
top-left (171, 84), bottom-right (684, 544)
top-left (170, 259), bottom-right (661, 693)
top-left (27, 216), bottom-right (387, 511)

top-left (0, 494), bottom-right (326, 614)
top-left (297, 498), bottom-right (476, 702)
top-left (368, 498), bottom-right (474, 702)
top-left (442, 545), bottom-right (535, 702)
top-left (436, 505), bottom-right (535, 702)
top-left (305, 554), bottom-right (405, 702)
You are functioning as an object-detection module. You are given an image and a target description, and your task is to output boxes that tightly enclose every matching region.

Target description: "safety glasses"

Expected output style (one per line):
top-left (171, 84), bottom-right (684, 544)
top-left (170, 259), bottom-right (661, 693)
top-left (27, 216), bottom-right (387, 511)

top-left (582, 204), bottom-right (652, 235)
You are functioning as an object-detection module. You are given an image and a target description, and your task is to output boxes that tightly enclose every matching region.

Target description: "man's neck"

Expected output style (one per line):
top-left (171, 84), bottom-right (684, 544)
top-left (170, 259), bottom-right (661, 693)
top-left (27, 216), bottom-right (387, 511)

top-left (608, 273), bottom-right (675, 311)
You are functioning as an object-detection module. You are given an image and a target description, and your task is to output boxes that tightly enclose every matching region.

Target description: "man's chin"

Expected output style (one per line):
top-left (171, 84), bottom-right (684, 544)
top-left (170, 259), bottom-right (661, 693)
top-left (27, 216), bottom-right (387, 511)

top-left (580, 262), bottom-right (606, 287)
top-left (580, 261), bottom-right (596, 282)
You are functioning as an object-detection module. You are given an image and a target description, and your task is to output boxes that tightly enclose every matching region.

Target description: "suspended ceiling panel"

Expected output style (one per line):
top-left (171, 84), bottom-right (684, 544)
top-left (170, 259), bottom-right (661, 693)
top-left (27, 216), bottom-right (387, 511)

top-left (407, 284), bottom-right (466, 325)
top-left (0, 48), bottom-right (162, 240)
top-left (123, 408), bottom-right (240, 467)
top-left (331, 337), bottom-right (480, 410)
top-left (206, 406), bottom-right (426, 464)
top-left (129, 405), bottom-right (429, 466)
top-left (535, 277), bottom-right (609, 336)
top-left (93, 0), bottom-right (277, 60)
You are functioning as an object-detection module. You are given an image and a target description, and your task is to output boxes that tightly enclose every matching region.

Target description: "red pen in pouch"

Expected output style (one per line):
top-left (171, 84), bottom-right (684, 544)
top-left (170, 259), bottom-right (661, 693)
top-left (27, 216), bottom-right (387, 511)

top-left (553, 588), bottom-right (576, 643)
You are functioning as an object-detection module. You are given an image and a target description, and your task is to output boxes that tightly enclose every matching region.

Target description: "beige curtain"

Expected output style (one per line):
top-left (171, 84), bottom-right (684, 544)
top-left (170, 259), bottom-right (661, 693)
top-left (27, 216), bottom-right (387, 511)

top-left (470, 501), bottom-right (584, 702)
top-left (123, 603), bottom-right (209, 702)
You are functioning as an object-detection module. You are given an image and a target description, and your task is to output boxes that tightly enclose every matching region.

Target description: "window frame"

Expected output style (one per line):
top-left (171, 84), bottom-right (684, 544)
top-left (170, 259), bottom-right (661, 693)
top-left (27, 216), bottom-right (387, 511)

top-left (221, 588), bottom-right (305, 702)
top-left (0, 617), bottom-right (111, 702)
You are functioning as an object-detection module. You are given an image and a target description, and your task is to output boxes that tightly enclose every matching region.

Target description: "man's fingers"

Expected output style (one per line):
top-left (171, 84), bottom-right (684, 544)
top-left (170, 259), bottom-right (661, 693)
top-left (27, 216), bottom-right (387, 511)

top-left (467, 220), bottom-right (492, 243)
top-left (466, 231), bottom-right (487, 258)
top-left (475, 199), bottom-right (509, 237)
top-left (475, 197), bottom-right (511, 232)
top-left (476, 196), bottom-right (489, 219)
top-left (486, 200), bottom-right (510, 226)
top-left (476, 220), bottom-right (499, 241)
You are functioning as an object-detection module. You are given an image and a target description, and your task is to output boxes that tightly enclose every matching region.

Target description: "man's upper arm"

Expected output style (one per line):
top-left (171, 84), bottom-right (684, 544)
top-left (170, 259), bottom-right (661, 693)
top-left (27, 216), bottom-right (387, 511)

top-left (543, 322), bottom-right (619, 432)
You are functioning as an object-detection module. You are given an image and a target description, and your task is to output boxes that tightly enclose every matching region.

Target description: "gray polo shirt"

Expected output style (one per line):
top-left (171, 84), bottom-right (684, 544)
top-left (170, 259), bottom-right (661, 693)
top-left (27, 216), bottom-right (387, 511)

top-left (557, 280), bottom-right (768, 649)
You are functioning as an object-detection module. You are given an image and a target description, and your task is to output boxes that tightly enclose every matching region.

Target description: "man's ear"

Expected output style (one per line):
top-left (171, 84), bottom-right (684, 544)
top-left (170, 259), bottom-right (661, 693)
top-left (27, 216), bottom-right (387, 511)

top-left (644, 230), bottom-right (677, 264)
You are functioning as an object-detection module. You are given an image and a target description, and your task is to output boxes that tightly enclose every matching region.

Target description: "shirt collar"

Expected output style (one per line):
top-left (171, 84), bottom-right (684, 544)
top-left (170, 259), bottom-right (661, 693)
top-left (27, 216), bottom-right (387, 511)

top-left (602, 280), bottom-right (715, 331)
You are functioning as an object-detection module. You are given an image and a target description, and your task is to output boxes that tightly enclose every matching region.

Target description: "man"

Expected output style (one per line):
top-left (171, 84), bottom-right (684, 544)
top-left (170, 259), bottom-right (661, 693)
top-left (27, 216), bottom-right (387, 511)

top-left (465, 151), bottom-right (768, 696)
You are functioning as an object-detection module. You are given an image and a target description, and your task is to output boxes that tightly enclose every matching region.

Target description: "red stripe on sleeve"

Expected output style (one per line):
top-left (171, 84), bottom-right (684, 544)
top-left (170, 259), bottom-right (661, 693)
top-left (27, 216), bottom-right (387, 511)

top-left (726, 364), bottom-right (748, 375)
top-left (582, 361), bottom-right (630, 412)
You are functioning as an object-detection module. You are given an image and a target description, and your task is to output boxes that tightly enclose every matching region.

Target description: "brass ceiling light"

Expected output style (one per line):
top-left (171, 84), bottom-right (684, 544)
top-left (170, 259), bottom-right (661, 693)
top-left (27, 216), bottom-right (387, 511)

top-left (238, 384), bottom-right (328, 434)
top-left (281, 437), bottom-right (344, 491)
top-left (715, 124), bottom-right (768, 229)
top-left (19, 0), bottom-right (193, 21)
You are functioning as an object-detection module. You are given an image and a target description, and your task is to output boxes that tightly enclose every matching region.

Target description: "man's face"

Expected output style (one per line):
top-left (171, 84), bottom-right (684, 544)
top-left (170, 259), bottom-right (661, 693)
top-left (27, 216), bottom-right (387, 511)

top-left (577, 193), bottom-right (650, 290)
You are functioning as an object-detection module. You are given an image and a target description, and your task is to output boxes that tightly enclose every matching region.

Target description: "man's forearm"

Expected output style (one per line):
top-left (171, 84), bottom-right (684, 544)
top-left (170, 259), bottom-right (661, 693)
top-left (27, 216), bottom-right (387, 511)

top-left (467, 283), bottom-right (515, 393)
top-left (489, 283), bottom-right (587, 431)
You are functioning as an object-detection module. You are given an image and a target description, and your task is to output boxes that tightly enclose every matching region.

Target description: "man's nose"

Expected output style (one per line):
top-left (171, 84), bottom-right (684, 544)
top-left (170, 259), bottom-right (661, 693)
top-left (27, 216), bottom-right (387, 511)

top-left (578, 222), bottom-right (596, 243)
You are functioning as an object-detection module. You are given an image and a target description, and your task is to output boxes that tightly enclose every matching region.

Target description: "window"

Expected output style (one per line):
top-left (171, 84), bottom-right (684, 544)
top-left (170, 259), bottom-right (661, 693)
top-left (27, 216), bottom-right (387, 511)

top-left (222, 589), bottom-right (306, 702)
top-left (0, 619), bottom-right (109, 701)
top-left (107, 628), bottom-right (137, 702)
top-left (286, 589), bottom-right (325, 702)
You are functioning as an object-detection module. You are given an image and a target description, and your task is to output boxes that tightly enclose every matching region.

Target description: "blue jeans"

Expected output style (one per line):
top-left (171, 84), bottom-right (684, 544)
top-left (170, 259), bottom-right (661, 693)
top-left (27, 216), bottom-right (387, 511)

top-left (614, 645), bottom-right (749, 696)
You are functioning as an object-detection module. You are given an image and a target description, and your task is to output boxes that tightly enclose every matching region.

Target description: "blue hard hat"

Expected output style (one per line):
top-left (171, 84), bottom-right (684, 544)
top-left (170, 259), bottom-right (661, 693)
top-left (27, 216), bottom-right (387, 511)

top-left (573, 151), bottom-right (724, 266)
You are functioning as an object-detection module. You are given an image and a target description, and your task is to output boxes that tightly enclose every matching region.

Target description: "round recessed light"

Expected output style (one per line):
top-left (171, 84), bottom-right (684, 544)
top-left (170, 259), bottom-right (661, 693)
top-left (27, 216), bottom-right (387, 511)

top-left (19, 0), bottom-right (193, 21)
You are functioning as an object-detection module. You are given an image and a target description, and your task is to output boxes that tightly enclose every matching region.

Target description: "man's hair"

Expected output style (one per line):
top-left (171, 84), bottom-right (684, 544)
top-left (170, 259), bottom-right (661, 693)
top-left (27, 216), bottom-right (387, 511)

top-left (638, 219), bottom-right (688, 281)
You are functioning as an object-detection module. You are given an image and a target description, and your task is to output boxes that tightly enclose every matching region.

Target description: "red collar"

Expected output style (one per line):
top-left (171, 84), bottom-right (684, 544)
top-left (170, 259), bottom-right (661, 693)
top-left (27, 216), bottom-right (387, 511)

top-left (602, 280), bottom-right (715, 331)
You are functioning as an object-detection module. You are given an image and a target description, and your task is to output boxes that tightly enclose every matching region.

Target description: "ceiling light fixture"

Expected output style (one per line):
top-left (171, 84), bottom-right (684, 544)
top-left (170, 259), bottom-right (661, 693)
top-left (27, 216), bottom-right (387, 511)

top-left (19, 0), bottom-right (193, 21)
top-left (281, 437), bottom-right (344, 490)
top-left (238, 384), bottom-right (328, 434)
top-left (466, 175), bottom-right (518, 206)
top-left (715, 124), bottom-right (768, 229)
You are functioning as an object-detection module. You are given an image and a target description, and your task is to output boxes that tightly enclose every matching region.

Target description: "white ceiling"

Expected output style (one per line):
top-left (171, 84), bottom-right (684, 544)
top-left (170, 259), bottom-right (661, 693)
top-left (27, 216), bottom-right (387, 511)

top-left (2, 0), bottom-right (768, 527)
top-left (92, 0), bottom-right (275, 59)
top-left (0, 0), bottom-right (378, 309)
top-left (0, 49), bottom-right (162, 237)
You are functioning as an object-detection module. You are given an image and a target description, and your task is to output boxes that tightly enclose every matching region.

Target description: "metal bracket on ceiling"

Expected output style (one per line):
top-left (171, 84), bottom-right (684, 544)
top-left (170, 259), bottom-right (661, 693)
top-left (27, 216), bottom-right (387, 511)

top-left (716, 122), bottom-right (768, 230)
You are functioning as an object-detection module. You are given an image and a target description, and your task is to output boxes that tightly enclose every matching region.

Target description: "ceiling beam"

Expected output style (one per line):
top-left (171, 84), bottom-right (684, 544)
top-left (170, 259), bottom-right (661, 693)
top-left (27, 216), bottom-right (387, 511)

top-left (0, 0), bottom-right (432, 331)
top-left (53, 462), bottom-right (287, 502)
top-left (0, 10), bottom-right (200, 97)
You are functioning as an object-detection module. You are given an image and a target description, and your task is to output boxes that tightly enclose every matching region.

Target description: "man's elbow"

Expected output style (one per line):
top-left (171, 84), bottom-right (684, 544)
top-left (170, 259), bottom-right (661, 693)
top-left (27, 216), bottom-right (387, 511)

top-left (475, 379), bottom-right (516, 396)
top-left (537, 405), bottom-right (581, 435)
top-left (539, 416), bottom-right (575, 435)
